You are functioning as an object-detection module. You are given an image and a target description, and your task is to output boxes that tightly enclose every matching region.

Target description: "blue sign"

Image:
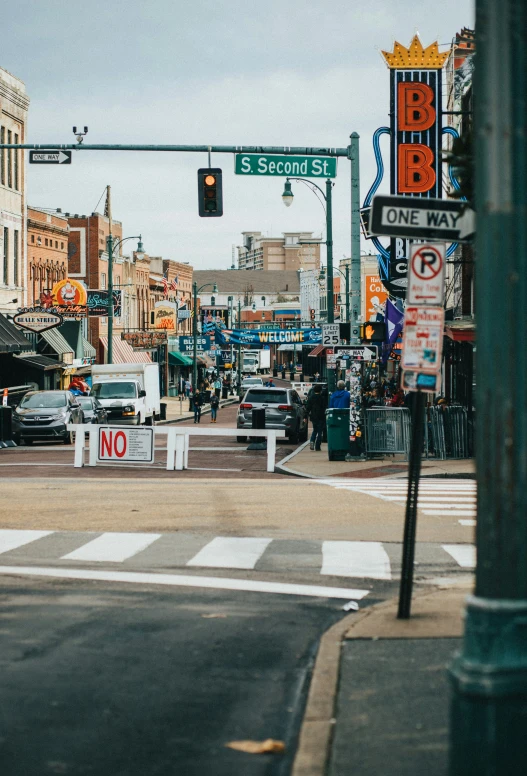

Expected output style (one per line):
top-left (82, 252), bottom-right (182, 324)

top-left (179, 335), bottom-right (211, 353)
top-left (215, 327), bottom-right (321, 347)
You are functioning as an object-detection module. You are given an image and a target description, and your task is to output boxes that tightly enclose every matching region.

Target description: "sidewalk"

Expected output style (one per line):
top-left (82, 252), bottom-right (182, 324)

top-left (277, 441), bottom-right (475, 479)
top-left (293, 580), bottom-right (471, 776)
top-left (157, 394), bottom-right (238, 424)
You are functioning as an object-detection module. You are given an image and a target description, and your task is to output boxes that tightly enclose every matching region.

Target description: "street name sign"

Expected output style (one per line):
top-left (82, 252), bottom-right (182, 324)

top-left (13, 307), bottom-right (63, 333)
top-left (322, 323), bottom-right (341, 346)
top-left (29, 150), bottom-right (72, 165)
top-left (97, 427), bottom-right (154, 463)
top-left (407, 243), bottom-right (446, 306)
top-left (336, 346), bottom-right (378, 361)
top-left (370, 195), bottom-right (475, 243)
top-left (235, 154), bottom-right (337, 178)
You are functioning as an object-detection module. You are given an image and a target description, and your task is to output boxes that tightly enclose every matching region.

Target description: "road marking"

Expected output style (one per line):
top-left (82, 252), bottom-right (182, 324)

top-left (187, 537), bottom-right (272, 569)
top-left (377, 496), bottom-right (475, 502)
top-left (422, 509), bottom-right (477, 516)
top-left (62, 532), bottom-right (161, 562)
top-left (459, 519), bottom-right (476, 526)
top-left (0, 566), bottom-right (370, 600)
top-left (321, 541), bottom-right (391, 580)
top-left (0, 529), bottom-right (53, 554)
top-left (442, 544), bottom-right (476, 568)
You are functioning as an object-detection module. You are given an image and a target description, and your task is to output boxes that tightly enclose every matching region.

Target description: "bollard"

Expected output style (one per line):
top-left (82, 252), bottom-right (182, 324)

top-left (0, 405), bottom-right (16, 448)
top-left (248, 407), bottom-right (266, 450)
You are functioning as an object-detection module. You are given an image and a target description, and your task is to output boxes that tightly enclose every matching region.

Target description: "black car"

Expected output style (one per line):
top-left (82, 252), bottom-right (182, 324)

top-left (76, 396), bottom-right (108, 424)
top-left (14, 390), bottom-right (84, 445)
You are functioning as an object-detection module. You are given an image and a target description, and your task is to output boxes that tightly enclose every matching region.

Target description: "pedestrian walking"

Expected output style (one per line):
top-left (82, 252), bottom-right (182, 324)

top-left (210, 393), bottom-right (219, 422)
top-left (193, 389), bottom-right (204, 423)
top-left (213, 376), bottom-right (222, 398)
top-left (185, 379), bottom-right (191, 397)
top-left (306, 383), bottom-right (326, 451)
top-left (329, 380), bottom-right (351, 409)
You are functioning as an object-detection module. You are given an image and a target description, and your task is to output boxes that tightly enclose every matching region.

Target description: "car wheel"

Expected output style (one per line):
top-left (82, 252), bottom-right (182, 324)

top-left (63, 430), bottom-right (74, 445)
top-left (236, 436), bottom-right (247, 443)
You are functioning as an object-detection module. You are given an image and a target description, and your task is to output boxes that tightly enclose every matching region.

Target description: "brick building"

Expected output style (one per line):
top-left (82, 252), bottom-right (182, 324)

top-left (237, 231), bottom-right (321, 272)
top-left (26, 207), bottom-right (68, 306)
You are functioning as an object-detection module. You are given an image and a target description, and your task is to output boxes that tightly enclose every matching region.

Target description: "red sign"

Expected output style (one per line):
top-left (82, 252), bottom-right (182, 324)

top-left (97, 427), bottom-right (154, 463)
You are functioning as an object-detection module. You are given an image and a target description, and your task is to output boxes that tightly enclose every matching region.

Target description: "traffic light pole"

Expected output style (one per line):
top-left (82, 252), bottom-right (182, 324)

top-left (449, 1), bottom-right (527, 771)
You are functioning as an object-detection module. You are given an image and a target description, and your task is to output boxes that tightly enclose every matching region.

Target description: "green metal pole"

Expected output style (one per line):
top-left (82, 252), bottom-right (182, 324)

top-left (192, 282), bottom-right (198, 394)
top-left (349, 133), bottom-right (361, 344)
top-left (107, 233), bottom-right (114, 364)
top-left (345, 265), bottom-right (350, 325)
top-left (449, 1), bottom-right (527, 772)
top-left (325, 178), bottom-right (336, 394)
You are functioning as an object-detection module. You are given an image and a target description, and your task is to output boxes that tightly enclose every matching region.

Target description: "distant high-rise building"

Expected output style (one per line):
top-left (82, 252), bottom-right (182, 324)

top-left (237, 231), bottom-right (321, 272)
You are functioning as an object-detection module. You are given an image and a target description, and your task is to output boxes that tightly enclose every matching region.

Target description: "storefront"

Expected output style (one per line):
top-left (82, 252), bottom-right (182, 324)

top-left (168, 351), bottom-right (193, 395)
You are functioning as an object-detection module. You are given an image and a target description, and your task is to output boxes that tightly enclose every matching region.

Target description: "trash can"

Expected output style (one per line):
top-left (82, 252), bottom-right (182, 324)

top-left (325, 408), bottom-right (350, 461)
top-left (0, 405), bottom-right (15, 448)
top-left (159, 402), bottom-right (167, 421)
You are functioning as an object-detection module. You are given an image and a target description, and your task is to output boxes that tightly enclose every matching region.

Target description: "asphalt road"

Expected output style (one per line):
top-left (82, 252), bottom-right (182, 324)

top-left (0, 575), bottom-right (391, 776)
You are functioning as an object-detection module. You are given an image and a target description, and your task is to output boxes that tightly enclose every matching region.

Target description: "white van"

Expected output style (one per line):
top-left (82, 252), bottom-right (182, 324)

top-left (91, 363), bottom-right (160, 425)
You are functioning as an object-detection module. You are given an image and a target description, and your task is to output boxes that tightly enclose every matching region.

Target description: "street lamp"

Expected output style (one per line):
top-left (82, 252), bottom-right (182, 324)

top-left (107, 234), bottom-right (145, 364)
top-left (282, 176), bottom-right (335, 390)
top-left (192, 281), bottom-right (218, 393)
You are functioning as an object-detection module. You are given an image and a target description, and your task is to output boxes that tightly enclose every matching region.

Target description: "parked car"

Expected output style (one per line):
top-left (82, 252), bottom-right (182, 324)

top-left (241, 377), bottom-right (264, 390)
top-left (236, 386), bottom-right (308, 444)
top-left (13, 390), bottom-right (84, 445)
top-left (77, 396), bottom-right (108, 424)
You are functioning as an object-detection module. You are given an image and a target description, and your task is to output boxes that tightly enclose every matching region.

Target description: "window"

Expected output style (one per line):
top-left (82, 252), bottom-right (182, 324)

top-left (13, 230), bottom-right (18, 286)
top-left (115, 275), bottom-right (120, 287)
top-left (101, 273), bottom-right (106, 289)
top-left (55, 241), bottom-right (58, 249)
top-left (45, 238), bottom-right (48, 247)
top-left (14, 133), bottom-right (19, 190)
top-left (31, 234), bottom-right (35, 243)
top-left (7, 130), bottom-right (12, 188)
top-left (0, 126), bottom-right (4, 186)
top-left (3, 228), bottom-right (8, 285)
top-left (60, 242), bottom-right (64, 249)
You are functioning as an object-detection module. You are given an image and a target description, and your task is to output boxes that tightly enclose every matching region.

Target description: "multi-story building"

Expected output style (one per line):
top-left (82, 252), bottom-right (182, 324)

top-left (0, 66), bottom-right (29, 314)
top-left (300, 269), bottom-right (321, 325)
top-left (193, 270), bottom-right (300, 318)
top-left (237, 231), bottom-right (321, 272)
top-left (26, 207), bottom-right (69, 306)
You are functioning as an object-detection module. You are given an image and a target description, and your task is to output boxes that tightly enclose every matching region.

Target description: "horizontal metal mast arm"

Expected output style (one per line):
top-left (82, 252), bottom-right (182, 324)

top-left (0, 143), bottom-right (350, 156)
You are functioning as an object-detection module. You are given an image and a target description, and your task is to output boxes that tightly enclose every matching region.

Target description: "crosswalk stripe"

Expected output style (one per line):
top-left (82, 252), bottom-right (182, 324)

top-left (423, 509), bottom-right (477, 516)
top-left (321, 541), bottom-right (391, 580)
top-left (459, 520), bottom-right (476, 526)
top-left (376, 496), bottom-right (476, 502)
top-left (442, 544), bottom-right (476, 568)
top-left (62, 533), bottom-right (161, 562)
top-left (0, 529), bottom-right (53, 555)
top-left (186, 537), bottom-right (272, 570)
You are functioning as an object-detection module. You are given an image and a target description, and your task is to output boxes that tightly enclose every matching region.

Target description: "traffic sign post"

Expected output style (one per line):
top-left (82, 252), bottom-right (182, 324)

top-left (29, 150), bottom-right (72, 165)
top-left (370, 194), bottom-right (475, 243)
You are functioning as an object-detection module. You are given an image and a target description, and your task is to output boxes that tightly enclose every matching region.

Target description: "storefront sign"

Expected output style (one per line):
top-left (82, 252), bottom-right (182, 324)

top-left (364, 275), bottom-right (388, 321)
top-left (13, 307), bottom-right (63, 333)
top-left (179, 336), bottom-right (211, 353)
top-left (122, 331), bottom-right (167, 349)
top-left (153, 301), bottom-right (177, 330)
top-left (87, 290), bottom-right (122, 317)
top-left (51, 278), bottom-right (87, 306)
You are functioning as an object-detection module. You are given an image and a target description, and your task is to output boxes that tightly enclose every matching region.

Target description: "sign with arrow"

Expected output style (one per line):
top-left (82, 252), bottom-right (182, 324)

top-left (370, 195), bottom-right (475, 243)
top-left (29, 150), bottom-right (72, 165)
top-left (336, 345), bottom-right (378, 361)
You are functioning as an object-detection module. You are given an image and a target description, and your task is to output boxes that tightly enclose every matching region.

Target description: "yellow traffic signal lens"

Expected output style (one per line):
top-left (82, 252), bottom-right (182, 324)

top-left (204, 175), bottom-right (216, 186)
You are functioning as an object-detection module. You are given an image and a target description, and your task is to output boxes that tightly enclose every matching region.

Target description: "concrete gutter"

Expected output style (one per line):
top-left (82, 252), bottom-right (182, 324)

top-left (291, 582), bottom-right (471, 776)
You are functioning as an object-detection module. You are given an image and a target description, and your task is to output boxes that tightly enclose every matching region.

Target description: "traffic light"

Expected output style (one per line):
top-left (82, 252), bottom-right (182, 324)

top-left (360, 322), bottom-right (386, 342)
top-left (310, 308), bottom-right (315, 321)
top-left (198, 168), bottom-right (223, 217)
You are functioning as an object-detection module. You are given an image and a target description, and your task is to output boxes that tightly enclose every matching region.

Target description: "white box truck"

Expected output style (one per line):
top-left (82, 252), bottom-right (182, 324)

top-left (241, 349), bottom-right (271, 375)
top-left (91, 363), bottom-right (161, 426)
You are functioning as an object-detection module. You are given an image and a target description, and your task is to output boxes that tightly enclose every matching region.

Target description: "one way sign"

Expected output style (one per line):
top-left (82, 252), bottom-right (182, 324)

top-left (29, 150), bottom-right (72, 165)
top-left (370, 195), bottom-right (475, 243)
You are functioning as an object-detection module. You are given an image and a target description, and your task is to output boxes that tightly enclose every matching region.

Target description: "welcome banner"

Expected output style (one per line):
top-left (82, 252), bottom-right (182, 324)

top-left (214, 327), bottom-right (322, 347)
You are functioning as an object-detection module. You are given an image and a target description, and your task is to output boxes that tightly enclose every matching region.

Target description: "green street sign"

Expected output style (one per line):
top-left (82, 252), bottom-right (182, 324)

top-left (235, 154), bottom-right (337, 178)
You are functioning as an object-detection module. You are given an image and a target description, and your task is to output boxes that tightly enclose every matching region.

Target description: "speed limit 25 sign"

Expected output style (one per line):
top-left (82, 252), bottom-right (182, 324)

top-left (322, 324), bottom-right (340, 346)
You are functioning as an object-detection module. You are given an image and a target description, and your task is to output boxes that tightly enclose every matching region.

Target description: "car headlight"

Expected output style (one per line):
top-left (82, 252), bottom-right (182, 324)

top-left (122, 405), bottom-right (135, 416)
top-left (51, 412), bottom-right (68, 420)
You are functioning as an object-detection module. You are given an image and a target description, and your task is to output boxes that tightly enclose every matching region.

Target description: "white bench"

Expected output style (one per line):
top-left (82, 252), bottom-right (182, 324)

top-left (68, 424), bottom-right (285, 473)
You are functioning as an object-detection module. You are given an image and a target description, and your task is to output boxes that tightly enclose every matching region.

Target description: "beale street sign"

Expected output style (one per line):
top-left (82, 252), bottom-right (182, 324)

top-left (235, 154), bottom-right (337, 178)
top-left (371, 195), bottom-right (475, 243)
top-left (13, 307), bottom-right (63, 333)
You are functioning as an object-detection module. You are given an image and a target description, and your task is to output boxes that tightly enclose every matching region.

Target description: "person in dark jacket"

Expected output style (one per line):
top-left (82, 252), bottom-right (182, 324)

top-left (193, 390), bottom-right (204, 423)
top-left (329, 380), bottom-right (351, 409)
top-left (306, 383), bottom-right (326, 451)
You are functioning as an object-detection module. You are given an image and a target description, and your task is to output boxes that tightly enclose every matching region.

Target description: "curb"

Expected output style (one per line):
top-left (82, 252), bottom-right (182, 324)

top-left (291, 587), bottom-right (467, 776)
top-left (274, 441), bottom-right (312, 477)
top-left (157, 398), bottom-right (238, 425)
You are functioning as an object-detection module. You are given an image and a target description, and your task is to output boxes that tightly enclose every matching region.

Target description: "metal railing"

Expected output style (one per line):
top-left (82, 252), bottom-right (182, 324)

top-left (364, 407), bottom-right (411, 457)
top-left (428, 405), bottom-right (469, 459)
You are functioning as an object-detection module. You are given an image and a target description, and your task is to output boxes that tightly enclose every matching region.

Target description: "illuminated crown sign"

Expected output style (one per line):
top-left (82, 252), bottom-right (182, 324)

top-left (381, 35), bottom-right (449, 69)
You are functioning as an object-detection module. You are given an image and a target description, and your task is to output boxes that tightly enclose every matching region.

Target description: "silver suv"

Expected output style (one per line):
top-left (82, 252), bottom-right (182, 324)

top-left (236, 386), bottom-right (308, 443)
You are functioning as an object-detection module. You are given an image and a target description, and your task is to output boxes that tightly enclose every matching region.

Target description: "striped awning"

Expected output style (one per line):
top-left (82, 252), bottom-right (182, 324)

top-left (308, 345), bottom-right (326, 357)
top-left (39, 328), bottom-right (75, 359)
top-left (0, 314), bottom-right (32, 353)
top-left (82, 337), bottom-right (96, 358)
top-left (99, 336), bottom-right (153, 364)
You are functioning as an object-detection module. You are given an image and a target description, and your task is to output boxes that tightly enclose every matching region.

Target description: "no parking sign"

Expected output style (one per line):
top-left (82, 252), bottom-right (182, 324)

top-left (407, 243), bottom-right (445, 306)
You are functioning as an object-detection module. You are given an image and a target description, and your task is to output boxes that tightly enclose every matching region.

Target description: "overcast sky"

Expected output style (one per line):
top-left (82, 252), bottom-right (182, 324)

top-left (3, 0), bottom-right (474, 271)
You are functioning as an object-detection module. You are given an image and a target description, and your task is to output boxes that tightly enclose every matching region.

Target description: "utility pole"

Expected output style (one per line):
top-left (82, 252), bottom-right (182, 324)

top-left (106, 185), bottom-right (114, 364)
top-left (349, 133), bottom-right (361, 344)
top-left (449, 1), bottom-right (527, 771)
top-left (237, 300), bottom-right (242, 397)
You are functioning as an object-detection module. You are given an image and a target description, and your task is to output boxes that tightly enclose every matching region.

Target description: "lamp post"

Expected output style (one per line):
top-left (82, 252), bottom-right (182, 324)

top-left (282, 177), bottom-right (335, 391)
top-left (107, 234), bottom-right (145, 364)
top-left (320, 264), bottom-right (349, 323)
top-left (192, 281), bottom-right (218, 393)
top-left (237, 299), bottom-right (242, 397)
